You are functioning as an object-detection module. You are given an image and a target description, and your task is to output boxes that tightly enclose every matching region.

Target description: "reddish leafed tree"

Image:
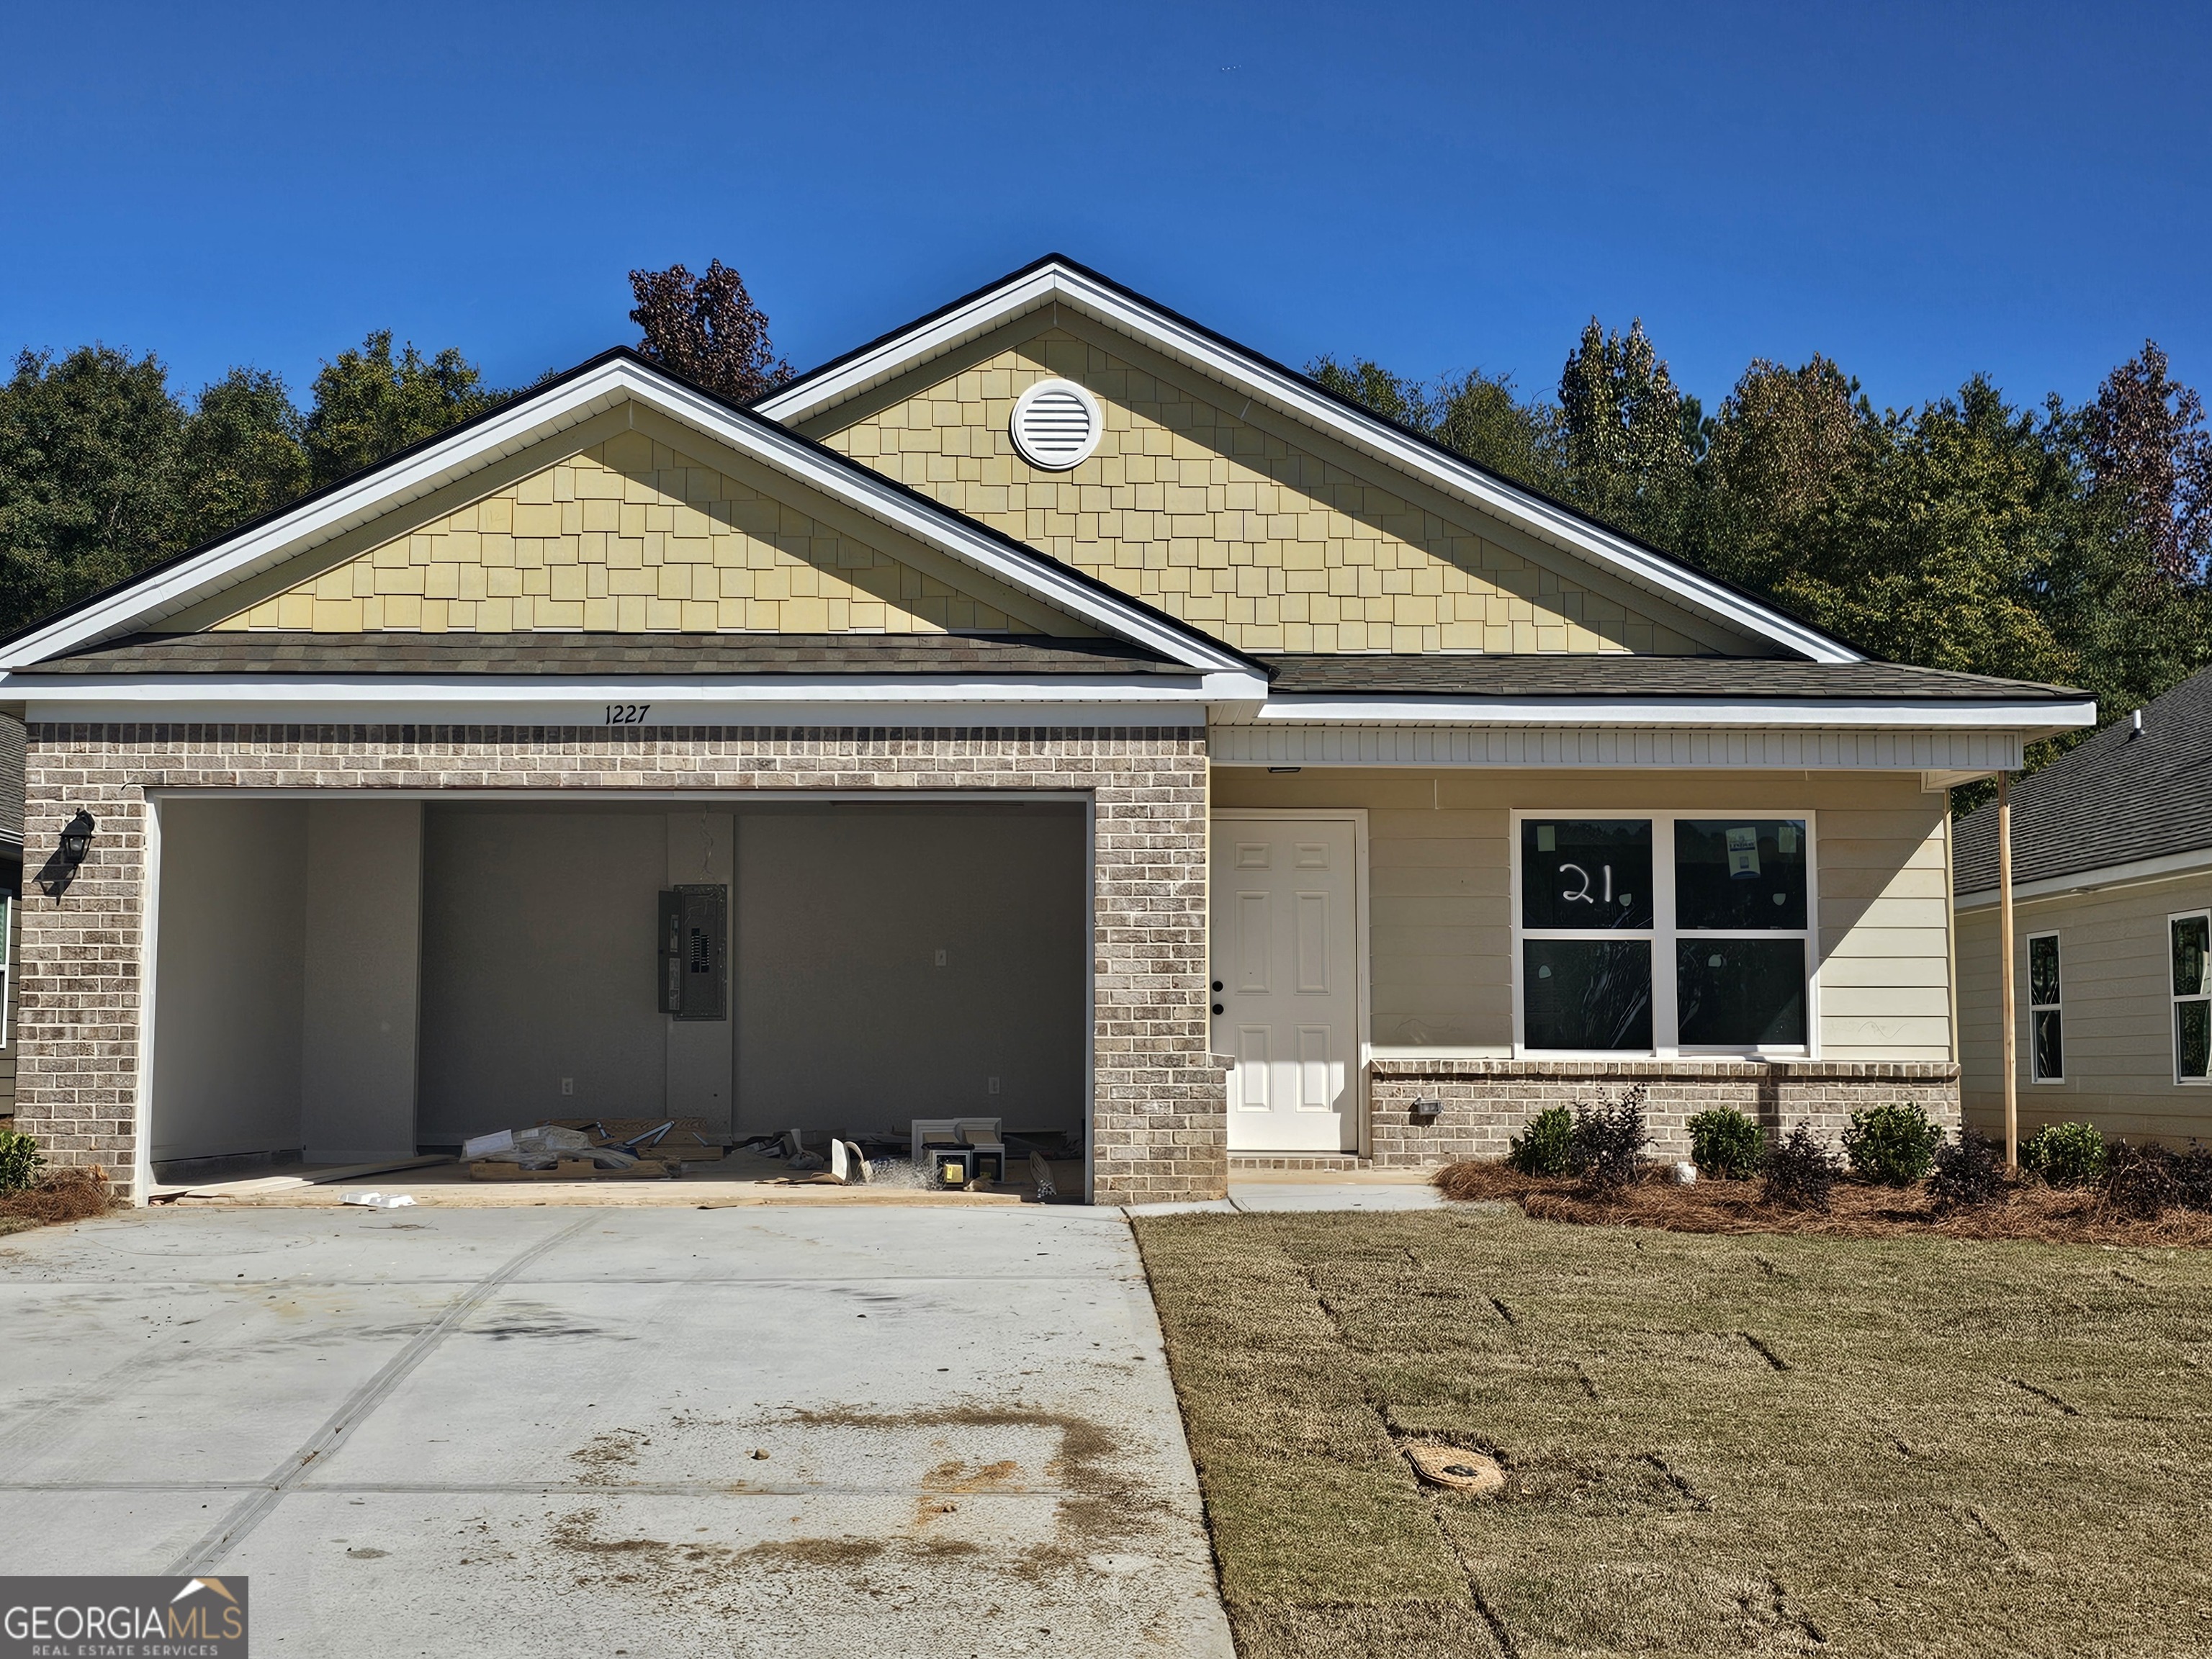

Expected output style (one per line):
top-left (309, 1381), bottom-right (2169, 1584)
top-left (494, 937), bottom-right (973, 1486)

top-left (627, 260), bottom-right (792, 402)
top-left (2082, 341), bottom-right (2212, 585)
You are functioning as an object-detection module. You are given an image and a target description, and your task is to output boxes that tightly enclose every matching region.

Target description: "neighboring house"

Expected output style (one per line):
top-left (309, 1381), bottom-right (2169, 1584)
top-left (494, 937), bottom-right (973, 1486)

top-left (1955, 666), bottom-right (2212, 1145)
top-left (0, 257), bottom-right (2092, 1202)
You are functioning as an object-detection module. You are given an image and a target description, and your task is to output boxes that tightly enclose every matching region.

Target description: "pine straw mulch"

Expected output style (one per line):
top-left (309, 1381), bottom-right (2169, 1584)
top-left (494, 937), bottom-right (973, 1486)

top-left (1433, 1159), bottom-right (2212, 1249)
top-left (0, 1165), bottom-right (127, 1233)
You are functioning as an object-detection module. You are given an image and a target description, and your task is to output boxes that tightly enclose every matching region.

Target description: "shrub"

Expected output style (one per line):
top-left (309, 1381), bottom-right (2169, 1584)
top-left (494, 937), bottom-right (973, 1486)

top-left (1842, 1102), bottom-right (1942, 1187)
top-left (1687, 1107), bottom-right (1763, 1181)
top-left (0, 1127), bottom-right (42, 1195)
top-left (1928, 1131), bottom-right (2005, 1211)
top-left (1570, 1087), bottom-right (1650, 1195)
top-left (2023, 1122), bottom-right (2108, 1189)
top-left (1507, 1106), bottom-right (1575, 1177)
top-left (1761, 1125), bottom-right (1838, 1212)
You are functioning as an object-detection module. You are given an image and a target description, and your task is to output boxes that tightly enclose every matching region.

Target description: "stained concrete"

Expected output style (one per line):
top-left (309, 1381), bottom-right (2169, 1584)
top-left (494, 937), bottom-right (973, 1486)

top-left (0, 1205), bottom-right (1235, 1658)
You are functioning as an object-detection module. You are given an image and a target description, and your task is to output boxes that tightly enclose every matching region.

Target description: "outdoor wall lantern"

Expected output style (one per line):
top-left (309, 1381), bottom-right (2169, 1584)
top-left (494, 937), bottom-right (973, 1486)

top-left (37, 810), bottom-right (97, 899)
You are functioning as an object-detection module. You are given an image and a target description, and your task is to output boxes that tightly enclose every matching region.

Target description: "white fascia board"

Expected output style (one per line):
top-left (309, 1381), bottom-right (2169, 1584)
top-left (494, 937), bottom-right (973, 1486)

top-left (0, 358), bottom-right (1251, 679)
top-left (1247, 695), bottom-right (2099, 732)
top-left (2, 673), bottom-right (1210, 729)
top-left (1956, 844), bottom-right (2212, 911)
top-left (758, 264), bottom-right (1860, 665)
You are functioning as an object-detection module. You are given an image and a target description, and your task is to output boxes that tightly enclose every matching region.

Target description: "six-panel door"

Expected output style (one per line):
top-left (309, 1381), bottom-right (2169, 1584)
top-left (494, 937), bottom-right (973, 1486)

top-left (1210, 817), bottom-right (1359, 1151)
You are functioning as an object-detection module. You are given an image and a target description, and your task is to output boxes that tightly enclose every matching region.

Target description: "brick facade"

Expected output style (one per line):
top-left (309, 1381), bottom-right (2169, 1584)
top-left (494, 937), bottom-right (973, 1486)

top-left (14, 721), bottom-right (1225, 1205)
top-left (1366, 1056), bottom-right (1962, 1169)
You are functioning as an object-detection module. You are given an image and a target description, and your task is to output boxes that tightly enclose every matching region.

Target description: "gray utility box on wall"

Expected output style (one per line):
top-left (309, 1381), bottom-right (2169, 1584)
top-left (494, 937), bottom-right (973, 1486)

top-left (658, 884), bottom-right (727, 1020)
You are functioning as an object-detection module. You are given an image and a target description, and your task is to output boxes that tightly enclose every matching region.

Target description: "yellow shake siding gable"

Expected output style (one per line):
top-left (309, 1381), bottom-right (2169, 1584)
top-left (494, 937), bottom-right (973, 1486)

top-left (213, 431), bottom-right (1035, 635)
top-left (820, 328), bottom-right (1711, 655)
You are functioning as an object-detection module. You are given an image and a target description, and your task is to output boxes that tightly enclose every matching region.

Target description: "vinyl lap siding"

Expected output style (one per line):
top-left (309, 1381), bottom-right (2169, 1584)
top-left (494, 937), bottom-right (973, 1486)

top-left (1959, 878), bottom-right (2212, 1142)
top-left (1211, 768), bottom-right (1953, 1058)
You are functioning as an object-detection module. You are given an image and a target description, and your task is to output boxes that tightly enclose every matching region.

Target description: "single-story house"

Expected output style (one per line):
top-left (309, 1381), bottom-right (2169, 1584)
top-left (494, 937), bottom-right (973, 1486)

top-left (1956, 665), bottom-right (2212, 1145)
top-left (0, 256), bottom-right (2095, 1202)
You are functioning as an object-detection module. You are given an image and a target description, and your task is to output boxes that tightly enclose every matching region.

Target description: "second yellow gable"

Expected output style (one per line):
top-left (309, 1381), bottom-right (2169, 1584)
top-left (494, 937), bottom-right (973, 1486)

top-left (214, 428), bottom-right (1047, 635)
top-left (815, 326), bottom-right (1725, 655)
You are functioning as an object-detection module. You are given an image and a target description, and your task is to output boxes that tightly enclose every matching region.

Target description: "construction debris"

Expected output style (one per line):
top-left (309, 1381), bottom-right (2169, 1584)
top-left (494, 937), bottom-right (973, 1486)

top-left (461, 1119), bottom-right (730, 1181)
top-left (341, 1191), bottom-right (418, 1210)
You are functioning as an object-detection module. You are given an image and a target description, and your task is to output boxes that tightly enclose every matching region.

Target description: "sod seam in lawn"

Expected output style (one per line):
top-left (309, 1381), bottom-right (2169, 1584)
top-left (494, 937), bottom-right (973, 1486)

top-left (1135, 1207), bottom-right (2212, 1659)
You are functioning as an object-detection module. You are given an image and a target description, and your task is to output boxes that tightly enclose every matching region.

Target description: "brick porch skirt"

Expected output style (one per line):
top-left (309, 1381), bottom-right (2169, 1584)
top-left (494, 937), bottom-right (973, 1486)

top-left (1367, 1057), bottom-right (1961, 1169)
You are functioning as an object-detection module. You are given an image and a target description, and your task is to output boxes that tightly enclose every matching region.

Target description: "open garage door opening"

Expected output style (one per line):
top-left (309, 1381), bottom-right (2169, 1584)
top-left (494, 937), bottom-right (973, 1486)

top-left (145, 796), bottom-right (1090, 1190)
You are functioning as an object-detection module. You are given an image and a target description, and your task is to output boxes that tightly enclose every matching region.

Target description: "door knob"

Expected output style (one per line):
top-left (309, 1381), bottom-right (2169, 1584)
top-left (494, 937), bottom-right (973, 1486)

top-left (1211, 1003), bottom-right (1224, 1015)
top-left (1211, 980), bottom-right (1223, 992)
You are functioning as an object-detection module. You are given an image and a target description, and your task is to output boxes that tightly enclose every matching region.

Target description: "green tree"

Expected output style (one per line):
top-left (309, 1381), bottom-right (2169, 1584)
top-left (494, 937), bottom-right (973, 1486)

top-left (1309, 356), bottom-right (1563, 494)
top-left (302, 331), bottom-right (502, 486)
top-left (1556, 318), bottom-right (1694, 546)
top-left (0, 346), bottom-right (184, 634)
top-left (176, 367), bottom-right (309, 548)
top-left (1693, 355), bottom-right (1865, 597)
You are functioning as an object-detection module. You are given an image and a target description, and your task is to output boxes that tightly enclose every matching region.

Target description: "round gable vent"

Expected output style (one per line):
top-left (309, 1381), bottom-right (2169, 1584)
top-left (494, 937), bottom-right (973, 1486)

top-left (1010, 379), bottom-right (1102, 470)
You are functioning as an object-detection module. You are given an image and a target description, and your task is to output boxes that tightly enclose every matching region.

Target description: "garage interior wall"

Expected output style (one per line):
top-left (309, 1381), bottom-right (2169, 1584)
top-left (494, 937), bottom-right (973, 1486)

top-left (735, 805), bottom-right (1085, 1137)
top-left (150, 799), bottom-right (423, 1174)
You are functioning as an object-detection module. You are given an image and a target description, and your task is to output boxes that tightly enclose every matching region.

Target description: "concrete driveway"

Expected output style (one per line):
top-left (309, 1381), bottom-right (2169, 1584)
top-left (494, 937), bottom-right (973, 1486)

top-left (0, 1205), bottom-right (1234, 1658)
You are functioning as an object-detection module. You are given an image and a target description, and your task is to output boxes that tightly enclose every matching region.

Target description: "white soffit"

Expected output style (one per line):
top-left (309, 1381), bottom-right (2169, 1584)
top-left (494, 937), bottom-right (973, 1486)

top-left (0, 357), bottom-right (1253, 678)
top-left (755, 260), bottom-right (1863, 665)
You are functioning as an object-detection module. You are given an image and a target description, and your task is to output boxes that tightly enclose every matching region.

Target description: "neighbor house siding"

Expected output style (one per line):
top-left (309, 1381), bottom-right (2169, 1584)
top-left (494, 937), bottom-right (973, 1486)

top-left (816, 324), bottom-right (1742, 657)
top-left (1959, 877), bottom-right (2212, 1143)
top-left (1210, 768), bottom-right (1954, 1058)
top-left (209, 426), bottom-right (1082, 637)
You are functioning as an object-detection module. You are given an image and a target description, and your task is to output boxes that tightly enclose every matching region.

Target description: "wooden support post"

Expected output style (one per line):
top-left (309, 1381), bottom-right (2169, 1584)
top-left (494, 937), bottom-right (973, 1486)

top-left (1998, 770), bottom-right (2018, 1168)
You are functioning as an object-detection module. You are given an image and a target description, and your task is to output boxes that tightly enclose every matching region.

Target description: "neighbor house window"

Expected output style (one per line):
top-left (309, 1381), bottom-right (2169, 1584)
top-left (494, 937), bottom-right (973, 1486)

top-left (1519, 814), bottom-right (1812, 1054)
top-left (0, 892), bottom-right (11, 1048)
top-left (2028, 931), bottom-right (2062, 1082)
top-left (2173, 911), bottom-right (2211, 1084)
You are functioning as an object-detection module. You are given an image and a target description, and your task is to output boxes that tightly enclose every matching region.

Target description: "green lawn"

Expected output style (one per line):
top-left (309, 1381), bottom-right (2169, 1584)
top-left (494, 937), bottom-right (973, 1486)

top-left (1133, 1205), bottom-right (2212, 1659)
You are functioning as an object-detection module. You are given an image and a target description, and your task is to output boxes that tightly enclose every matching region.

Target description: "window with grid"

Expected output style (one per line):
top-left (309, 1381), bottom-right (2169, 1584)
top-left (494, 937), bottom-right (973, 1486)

top-left (2174, 911), bottom-right (2211, 1085)
top-left (2028, 931), bottom-right (2062, 1082)
top-left (1518, 815), bottom-right (1812, 1054)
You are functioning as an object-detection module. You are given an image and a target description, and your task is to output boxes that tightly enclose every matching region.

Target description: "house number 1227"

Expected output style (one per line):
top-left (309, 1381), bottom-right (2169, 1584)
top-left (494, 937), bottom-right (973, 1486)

top-left (603, 703), bottom-right (651, 725)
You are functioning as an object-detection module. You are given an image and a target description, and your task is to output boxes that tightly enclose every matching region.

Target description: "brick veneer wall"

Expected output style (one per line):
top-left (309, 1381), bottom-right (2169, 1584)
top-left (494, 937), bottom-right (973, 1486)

top-left (15, 722), bottom-right (1225, 1205)
top-left (1367, 1057), bottom-right (1961, 1169)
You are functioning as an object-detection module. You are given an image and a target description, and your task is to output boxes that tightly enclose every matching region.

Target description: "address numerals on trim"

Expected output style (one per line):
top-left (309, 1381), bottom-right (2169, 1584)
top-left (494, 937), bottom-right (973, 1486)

top-left (603, 703), bottom-right (652, 725)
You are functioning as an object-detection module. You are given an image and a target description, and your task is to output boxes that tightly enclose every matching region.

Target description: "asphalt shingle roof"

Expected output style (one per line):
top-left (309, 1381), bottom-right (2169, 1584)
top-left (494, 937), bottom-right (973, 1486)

top-left (27, 632), bottom-right (1190, 678)
top-left (1259, 655), bottom-right (2086, 701)
top-left (1953, 665), bottom-right (2212, 894)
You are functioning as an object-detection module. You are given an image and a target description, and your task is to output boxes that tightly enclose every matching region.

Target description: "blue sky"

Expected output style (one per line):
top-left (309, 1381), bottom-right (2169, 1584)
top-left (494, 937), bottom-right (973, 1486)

top-left (3, 1), bottom-right (2206, 418)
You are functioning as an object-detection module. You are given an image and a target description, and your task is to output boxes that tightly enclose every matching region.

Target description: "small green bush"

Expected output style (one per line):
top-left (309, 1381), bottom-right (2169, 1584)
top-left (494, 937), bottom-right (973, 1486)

top-left (1687, 1107), bottom-right (1763, 1181)
top-left (1842, 1102), bottom-right (1942, 1186)
top-left (2023, 1122), bottom-right (2107, 1189)
top-left (0, 1127), bottom-right (44, 1195)
top-left (1761, 1125), bottom-right (1838, 1212)
top-left (1508, 1105), bottom-right (1575, 1176)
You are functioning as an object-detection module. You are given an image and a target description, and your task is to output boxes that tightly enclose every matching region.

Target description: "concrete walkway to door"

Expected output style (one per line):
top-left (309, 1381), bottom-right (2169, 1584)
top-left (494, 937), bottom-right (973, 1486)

top-left (0, 1205), bottom-right (1234, 1658)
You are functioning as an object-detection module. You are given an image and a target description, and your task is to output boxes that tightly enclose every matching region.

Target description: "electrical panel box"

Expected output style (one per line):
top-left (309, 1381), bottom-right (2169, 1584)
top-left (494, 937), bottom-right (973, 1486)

top-left (657, 884), bottom-right (727, 1021)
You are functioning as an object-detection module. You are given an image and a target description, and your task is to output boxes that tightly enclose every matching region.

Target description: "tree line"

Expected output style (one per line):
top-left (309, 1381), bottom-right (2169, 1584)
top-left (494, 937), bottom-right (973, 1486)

top-left (4, 261), bottom-right (2204, 781)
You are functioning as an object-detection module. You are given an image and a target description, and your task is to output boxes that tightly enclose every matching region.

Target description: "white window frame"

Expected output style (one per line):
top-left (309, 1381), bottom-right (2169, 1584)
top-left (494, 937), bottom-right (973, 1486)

top-left (2026, 929), bottom-right (2063, 1084)
top-left (1510, 809), bottom-right (1819, 1060)
top-left (2171, 908), bottom-right (2211, 1087)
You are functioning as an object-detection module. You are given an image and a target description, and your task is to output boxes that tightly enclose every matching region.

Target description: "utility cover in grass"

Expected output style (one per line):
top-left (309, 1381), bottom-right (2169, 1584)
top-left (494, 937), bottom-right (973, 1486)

top-left (1401, 1442), bottom-right (1504, 1496)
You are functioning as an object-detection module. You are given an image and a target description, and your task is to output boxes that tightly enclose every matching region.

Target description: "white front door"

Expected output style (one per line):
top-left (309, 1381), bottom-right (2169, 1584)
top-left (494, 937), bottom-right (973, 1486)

top-left (1210, 817), bottom-right (1360, 1152)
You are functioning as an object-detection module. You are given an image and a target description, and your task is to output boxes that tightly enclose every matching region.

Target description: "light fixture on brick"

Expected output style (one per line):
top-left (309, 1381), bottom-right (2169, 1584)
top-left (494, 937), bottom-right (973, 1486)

top-left (1010, 378), bottom-right (1102, 469)
top-left (37, 809), bottom-right (96, 899)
